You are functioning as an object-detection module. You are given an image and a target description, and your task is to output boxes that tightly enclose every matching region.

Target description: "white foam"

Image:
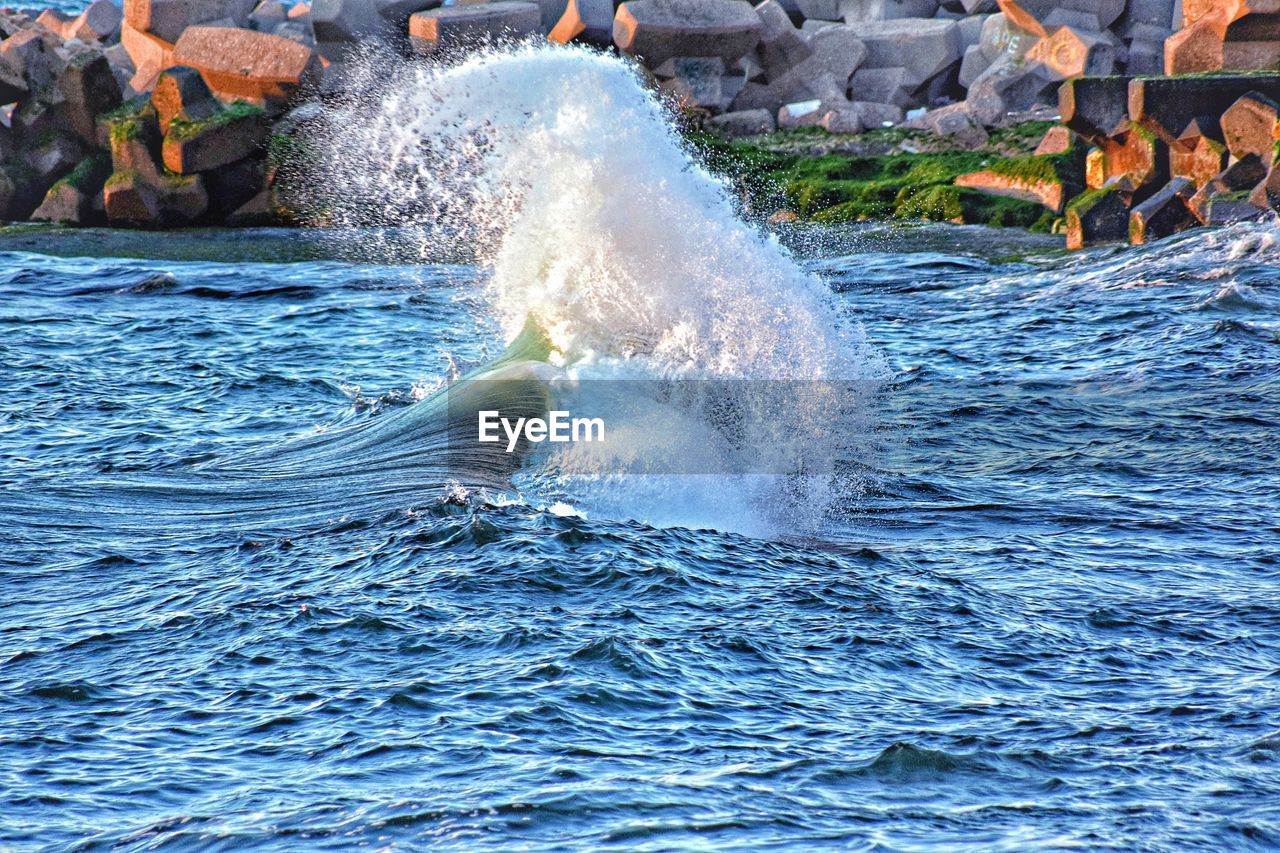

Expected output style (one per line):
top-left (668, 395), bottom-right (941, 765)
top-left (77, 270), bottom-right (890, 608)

top-left (308, 44), bottom-right (888, 537)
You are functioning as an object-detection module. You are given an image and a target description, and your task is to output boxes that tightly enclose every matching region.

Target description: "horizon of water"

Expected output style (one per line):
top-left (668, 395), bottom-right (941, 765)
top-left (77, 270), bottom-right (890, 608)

top-left (2, 43), bottom-right (1279, 850)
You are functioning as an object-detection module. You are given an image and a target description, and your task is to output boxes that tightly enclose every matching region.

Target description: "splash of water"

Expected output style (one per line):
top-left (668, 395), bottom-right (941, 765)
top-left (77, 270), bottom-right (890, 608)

top-left (311, 45), bottom-right (880, 378)
top-left (306, 44), bottom-right (888, 536)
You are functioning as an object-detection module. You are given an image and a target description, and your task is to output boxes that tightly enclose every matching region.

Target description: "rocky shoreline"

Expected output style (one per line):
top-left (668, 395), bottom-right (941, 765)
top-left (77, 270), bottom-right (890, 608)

top-left (0, 0), bottom-right (1276, 248)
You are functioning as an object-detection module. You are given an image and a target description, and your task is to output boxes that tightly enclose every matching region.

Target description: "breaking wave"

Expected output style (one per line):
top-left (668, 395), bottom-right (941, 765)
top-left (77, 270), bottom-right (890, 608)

top-left (296, 44), bottom-right (888, 536)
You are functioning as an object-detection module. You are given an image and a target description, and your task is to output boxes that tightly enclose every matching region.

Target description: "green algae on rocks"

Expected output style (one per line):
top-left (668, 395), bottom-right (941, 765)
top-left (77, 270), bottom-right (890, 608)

top-left (166, 101), bottom-right (265, 142)
top-left (50, 153), bottom-right (111, 194)
top-left (101, 97), bottom-right (156, 145)
top-left (690, 123), bottom-right (1060, 231)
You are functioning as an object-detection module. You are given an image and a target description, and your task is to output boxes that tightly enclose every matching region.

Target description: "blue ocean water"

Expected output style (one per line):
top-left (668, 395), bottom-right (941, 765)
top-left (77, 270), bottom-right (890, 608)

top-left (1, 219), bottom-right (1278, 849)
top-left (31, 0), bottom-right (106, 13)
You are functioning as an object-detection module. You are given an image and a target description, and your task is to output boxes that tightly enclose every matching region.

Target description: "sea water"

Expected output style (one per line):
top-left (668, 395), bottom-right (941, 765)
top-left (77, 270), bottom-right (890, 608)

top-left (2, 45), bottom-right (1279, 849)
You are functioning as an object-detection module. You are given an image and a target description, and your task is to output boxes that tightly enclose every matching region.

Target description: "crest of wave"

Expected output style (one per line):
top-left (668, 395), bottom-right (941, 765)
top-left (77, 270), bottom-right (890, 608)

top-left (309, 43), bottom-right (883, 381)
top-left (306, 44), bottom-right (888, 536)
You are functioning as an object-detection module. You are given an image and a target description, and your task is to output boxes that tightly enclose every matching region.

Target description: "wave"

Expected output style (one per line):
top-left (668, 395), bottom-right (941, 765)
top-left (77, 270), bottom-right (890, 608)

top-left (1191, 282), bottom-right (1280, 313)
top-left (13, 46), bottom-right (909, 539)
top-left (8, 321), bottom-right (556, 534)
top-left (308, 44), bottom-right (879, 378)
top-left (291, 44), bottom-right (887, 536)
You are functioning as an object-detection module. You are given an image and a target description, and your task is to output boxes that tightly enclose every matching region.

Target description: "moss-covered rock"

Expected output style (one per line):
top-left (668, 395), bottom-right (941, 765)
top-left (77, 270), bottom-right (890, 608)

top-left (53, 153), bottom-right (112, 195)
top-left (1129, 177), bottom-right (1197, 245)
top-left (1065, 186), bottom-right (1130, 249)
top-left (103, 170), bottom-right (159, 226)
top-left (166, 101), bottom-right (266, 143)
top-left (689, 128), bottom-right (1054, 230)
top-left (100, 96), bottom-right (157, 148)
top-left (104, 165), bottom-right (207, 228)
top-left (101, 97), bottom-right (163, 180)
top-left (33, 153), bottom-right (112, 225)
top-left (163, 101), bottom-right (267, 174)
top-left (956, 151), bottom-right (1086, 214)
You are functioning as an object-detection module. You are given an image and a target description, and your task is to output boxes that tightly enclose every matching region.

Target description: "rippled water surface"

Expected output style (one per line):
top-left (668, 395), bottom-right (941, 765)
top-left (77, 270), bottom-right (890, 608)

top-left (2, 222), bottom-right (1279, 850)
